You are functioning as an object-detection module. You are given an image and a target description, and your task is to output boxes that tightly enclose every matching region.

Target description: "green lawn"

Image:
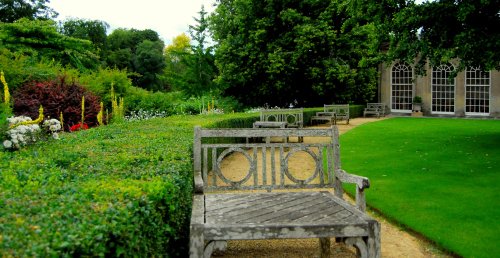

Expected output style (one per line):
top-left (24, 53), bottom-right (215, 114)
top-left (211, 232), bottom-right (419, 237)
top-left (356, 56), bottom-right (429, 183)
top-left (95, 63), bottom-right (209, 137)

top-left (340, 117), bottom-right (500, 258)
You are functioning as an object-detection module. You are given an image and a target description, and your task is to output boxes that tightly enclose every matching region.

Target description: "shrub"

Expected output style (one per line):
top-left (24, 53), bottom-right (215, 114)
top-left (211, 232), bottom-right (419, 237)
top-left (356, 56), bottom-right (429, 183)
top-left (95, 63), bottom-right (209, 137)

top-left (0, 102), bottom-right (12, 136)
top-left (13, 77), bottom-right (101, 131)
top-left (78, 67), bottom-right (132, 107)
top-left (0, 48), bottom-right (70, 92)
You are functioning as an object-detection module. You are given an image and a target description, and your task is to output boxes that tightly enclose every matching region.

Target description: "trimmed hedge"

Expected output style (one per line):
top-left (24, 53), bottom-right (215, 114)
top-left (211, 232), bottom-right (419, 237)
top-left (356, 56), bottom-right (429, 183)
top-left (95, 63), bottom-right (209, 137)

top-left (0, 107), bottom-right (364, 256)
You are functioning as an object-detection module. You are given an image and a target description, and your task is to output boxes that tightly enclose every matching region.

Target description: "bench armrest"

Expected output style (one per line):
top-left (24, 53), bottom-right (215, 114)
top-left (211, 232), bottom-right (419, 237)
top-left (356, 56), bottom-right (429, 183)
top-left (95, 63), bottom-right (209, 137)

top-left (194, 170), bottom-right (204, 194)
top-left (336, 169), bottom-right (370, 212)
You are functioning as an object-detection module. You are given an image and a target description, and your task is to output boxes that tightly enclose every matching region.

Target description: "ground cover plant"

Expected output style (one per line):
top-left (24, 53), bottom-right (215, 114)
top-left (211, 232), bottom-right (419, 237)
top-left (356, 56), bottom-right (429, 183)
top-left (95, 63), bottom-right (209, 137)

top-left (340, 117), bottom-right (500, 258)
top-left (0, 112), bottom-right (259, 257)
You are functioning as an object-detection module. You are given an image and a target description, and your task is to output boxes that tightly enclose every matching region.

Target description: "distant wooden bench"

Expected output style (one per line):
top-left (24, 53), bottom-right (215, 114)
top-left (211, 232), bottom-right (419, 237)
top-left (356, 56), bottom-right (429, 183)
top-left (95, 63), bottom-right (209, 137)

top-left (363, 103), bottom-right (386, 118)
top-left (311, 104), bottom-right (350, 125)
top-left (190, 126), bottom-right (380, 258)
top-left (257, 108), bottom-right (304, 128)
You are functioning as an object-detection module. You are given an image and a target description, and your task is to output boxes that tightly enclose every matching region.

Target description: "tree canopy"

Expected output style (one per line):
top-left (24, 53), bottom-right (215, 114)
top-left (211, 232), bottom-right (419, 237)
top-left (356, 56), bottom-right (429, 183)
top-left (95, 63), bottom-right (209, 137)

top-left (210, 0), bottom-right (379, 107)
top-left (0, 18), bottom-right (98, 70)
top-left (104, 28), bottom-right (166, 91)
top-left (0, 0), bottom-right (58, 22)
top-left (349, 0), bottom-right (500, 74)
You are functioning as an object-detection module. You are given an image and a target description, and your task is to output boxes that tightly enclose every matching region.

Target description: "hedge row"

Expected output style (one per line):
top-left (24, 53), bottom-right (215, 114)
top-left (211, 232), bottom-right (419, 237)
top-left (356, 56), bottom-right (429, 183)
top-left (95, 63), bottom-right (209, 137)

top-left (0, 107), bottom-right (362, 256)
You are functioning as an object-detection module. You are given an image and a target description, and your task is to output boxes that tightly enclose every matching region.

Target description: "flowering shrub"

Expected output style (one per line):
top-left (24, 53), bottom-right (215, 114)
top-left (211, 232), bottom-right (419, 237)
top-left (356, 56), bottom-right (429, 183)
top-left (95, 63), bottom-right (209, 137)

top-left (124, 109), bottom-right (168, 122)
top-left (3, 116), bottom-right (41, 150)
top-left (3, 115), bottom-right (62, 150)
top-left (42, 118), bottom-right (62, 139)
top-left (200, 108), bottom-right (224, 115)
top-left (69, 123), bottom-right (89, 132)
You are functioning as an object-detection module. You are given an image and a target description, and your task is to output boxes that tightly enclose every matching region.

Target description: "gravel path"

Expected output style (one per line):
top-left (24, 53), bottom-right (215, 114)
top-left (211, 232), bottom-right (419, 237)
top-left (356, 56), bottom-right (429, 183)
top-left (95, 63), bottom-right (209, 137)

top-left (214, 117), bottom-right (451, 257)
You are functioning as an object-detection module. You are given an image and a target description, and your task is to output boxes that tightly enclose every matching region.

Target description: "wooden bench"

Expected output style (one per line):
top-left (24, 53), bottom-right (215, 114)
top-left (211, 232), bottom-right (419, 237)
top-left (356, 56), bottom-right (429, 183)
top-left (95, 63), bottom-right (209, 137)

top-left (363, 103), bottom-right (386, 118)
top-left (257, 108), bottom-right (304, 128)
top-left (190, 126), bottom-right (380, 258)
top-left (311, 104), bottom-right (350, 125)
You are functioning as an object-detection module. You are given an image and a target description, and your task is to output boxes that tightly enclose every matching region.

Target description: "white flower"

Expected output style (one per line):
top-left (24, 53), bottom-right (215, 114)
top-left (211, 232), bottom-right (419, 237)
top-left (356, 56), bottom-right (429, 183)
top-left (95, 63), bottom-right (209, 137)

top-left (3, 140), bottom-right (12, 149)
top-left (52, 133), bottom-right (59, 140)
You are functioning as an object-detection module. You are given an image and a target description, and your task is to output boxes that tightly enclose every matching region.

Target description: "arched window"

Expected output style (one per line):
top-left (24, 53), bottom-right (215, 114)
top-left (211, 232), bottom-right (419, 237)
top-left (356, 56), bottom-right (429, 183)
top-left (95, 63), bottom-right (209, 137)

top-left (431, 63), bottom-right (455, 114)
top-left (391, 62), bottom-right (413, 112)
top-left (465, 67), bottom-right (490, 115)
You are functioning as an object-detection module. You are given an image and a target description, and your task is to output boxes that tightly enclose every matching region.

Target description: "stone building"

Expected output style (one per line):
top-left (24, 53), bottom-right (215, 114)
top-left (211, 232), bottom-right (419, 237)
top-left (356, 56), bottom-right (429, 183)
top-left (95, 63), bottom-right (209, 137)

top-left (378, 62), bottom-right (500, 118)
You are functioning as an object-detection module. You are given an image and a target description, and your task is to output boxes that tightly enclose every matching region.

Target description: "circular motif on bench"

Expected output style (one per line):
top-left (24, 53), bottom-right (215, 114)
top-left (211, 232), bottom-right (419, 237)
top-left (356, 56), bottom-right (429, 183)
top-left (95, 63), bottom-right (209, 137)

top-left (283, 147), bottom-right (319, 184)
top-left (286, 114), bottom-right (296, 125)
top-left (216, 147), bottom-right (255, 186)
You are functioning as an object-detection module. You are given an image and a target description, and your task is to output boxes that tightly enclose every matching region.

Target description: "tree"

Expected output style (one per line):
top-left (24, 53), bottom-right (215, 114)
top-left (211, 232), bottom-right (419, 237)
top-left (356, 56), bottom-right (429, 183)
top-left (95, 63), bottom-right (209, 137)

top-left (58, 18), bottom-right (109, 54)
top-left (349, 0), bottom-right (500, 74)
top-left (210, 0), bottom-right (378, 107)
top-left (0, 0), bottom-right (58, 22)
top-left (104, 28), bottom-right (166, 90)
top-left (391, 0), bottom-right (500, 73)
top-left (133, 40), bottom-right (166, 91)
top-left (187, 5), bottom-right (218, 96)
top-left (163, 33), bottom-right (192, 91)
top-left (0, 18), bottom-right (99, 70)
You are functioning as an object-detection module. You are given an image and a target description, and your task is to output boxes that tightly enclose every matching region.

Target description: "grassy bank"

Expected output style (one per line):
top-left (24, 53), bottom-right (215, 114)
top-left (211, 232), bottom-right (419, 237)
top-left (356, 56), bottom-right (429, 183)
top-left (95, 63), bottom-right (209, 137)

top-left (340, 117), bottom-right (500, 258)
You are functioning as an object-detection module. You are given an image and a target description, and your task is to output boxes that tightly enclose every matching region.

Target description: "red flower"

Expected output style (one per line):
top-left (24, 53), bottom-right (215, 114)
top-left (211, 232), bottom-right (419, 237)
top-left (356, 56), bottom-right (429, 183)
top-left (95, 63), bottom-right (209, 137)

top-left (70, 123), bottom-right (89, 132)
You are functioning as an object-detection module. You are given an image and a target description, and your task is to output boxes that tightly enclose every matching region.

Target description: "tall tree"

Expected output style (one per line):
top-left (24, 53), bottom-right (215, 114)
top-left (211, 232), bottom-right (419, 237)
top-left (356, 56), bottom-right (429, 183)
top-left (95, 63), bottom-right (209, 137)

top-left (104, 28), bottom-right (166, 90)
top-left (210, 0), bottom-right (378, 107)
top-left (0, 0), bottom-right (58, 22)
top-left (133, 40), bottom-right (166, 91)
top-left (164, 33), bottom-right (192, 91)
top-left (187, 5), bottom-right (218, 96)
top-left (58, 18), bottom-right (109, 54)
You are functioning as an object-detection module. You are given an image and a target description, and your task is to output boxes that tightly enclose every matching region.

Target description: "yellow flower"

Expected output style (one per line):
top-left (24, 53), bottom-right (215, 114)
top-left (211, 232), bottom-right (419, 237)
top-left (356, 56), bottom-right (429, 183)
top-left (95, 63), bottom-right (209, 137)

top-left (1, 71), bottom-right (11, 104)
top-left (81, 95), bottom-right (85, 125)
top-left (97, 102), bottom-right (103, 125)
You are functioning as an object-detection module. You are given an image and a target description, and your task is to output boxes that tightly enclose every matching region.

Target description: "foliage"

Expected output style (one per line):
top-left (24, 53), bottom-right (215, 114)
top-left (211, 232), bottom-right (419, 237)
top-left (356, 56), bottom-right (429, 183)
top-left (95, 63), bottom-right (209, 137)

top-left (104, 28), bottom-right (166, 90)
top-left (0, 102), bottom-right (12, 137)
top-left (0, 114), bottom-right (263, 256)
top-left (351, 0), bottom-right (500, 74)
top-left (0, 18), bottom-right (99, 70)
top-left (0, 48), bottom-right (68, 92)
top-left (58, 18), bottom-right (110, 56)
top-left (164, 33), bottom-right (193, 92)
top-left (132, 40), bottom-right (166, 91)
top-left (77, 67), bottom-right (132, 108)
top-left (341, 118), bottom-right (500, 257)
top-left (0, 0), bottom-right (58, 23)
top-left (185, 5), bottom-right (218, 96)
top-left (209, 0), bottom-right (379, 107)
top-left (12, 77), bottom-right (101, 130)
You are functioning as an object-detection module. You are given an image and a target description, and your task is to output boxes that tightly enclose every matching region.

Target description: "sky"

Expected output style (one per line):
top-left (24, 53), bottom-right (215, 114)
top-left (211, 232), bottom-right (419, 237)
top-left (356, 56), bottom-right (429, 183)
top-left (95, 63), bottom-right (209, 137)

top-left (48, 0), bottom-right (217, 45)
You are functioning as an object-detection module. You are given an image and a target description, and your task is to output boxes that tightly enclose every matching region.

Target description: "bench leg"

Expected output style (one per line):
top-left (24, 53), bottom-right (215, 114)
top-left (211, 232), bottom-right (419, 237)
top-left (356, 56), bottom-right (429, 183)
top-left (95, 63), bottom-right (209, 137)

top-left (344, 237), bottom-right (368, 258)
top-left (189, 226), bottom-right (204, 258)
top-left (204, 240), bottom-right (227, 257)
top-left (368, 222), bottom-right (381, 258)
top-left (319, 237), bottom-right (331, 258)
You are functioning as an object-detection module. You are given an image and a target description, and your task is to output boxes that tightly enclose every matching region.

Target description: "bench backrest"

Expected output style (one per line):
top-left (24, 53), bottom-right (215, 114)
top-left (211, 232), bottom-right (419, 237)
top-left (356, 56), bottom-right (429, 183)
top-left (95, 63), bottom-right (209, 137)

top-left (324, 104), bottom-right (349, 119)
top-left (193, 126), bottom-right (343, 194)
top-left (259, 108), bottom-right (303, 128)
